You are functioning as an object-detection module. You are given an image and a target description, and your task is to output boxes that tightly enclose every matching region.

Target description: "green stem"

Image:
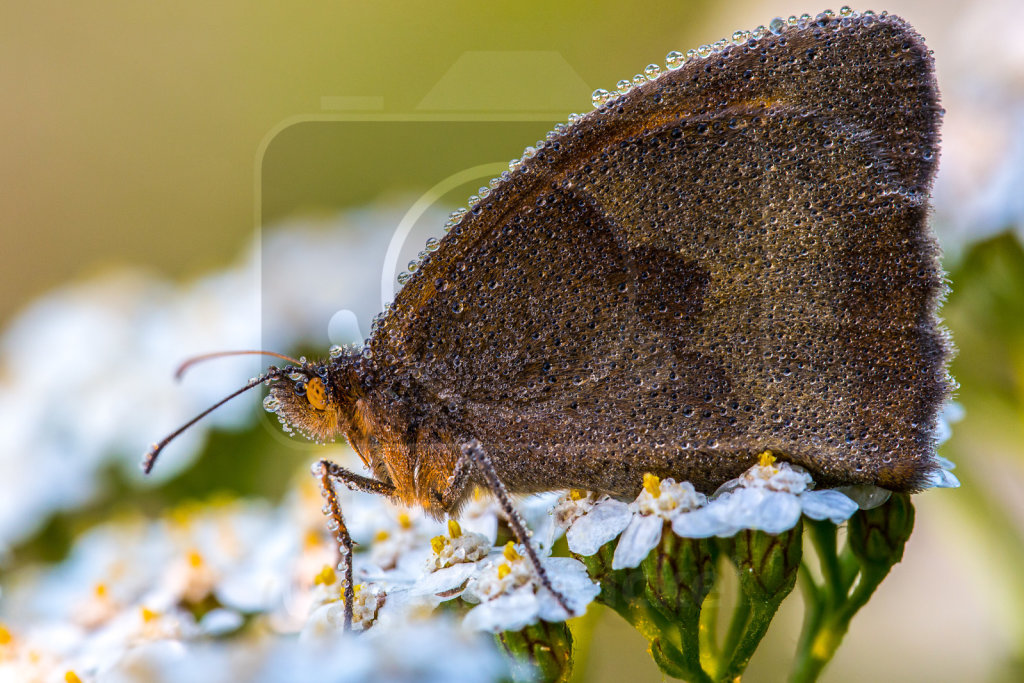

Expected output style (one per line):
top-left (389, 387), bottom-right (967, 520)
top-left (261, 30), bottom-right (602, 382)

top-left (719, 589), bottom-right (751, 664)
top-left (698, 585), bottom-right (721, 672)
top-left (789, 566), bottom-right (889, 683)
top-left (717, 601), bottom-right (783, 682)
top-left (806, 520), bottom-right (844, 605)
top-left (567, 605), bottom-right (602, 683)
top-left (794, 563), bottom-right (825, 664)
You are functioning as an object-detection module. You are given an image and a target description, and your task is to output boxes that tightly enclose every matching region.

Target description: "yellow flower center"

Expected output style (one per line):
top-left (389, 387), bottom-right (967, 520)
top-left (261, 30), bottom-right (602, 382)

top-left (643, 472), bottom-right (662, 497)
top-left (503, 541), bottom-right (521, 562)
top-left (758, 450), bottom-right (777, 468)
top-left (497, 564), bottom-right (512, 580)
top-left (313, 565), bottom-right (336, 586)
top-left (447, 519), bottom-right (463, 538)
top-left (430, 535), bottom-right (447, 554)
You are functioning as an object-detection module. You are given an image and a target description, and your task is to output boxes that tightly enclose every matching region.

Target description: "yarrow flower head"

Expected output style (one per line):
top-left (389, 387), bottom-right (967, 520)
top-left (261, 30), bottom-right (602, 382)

top-left (700, 451), bottom-right (860, 535)
top-left (427, 520), bottom-right (491, 571)
top-left (461, 542), bottom-right (599, 633)
top-left (612, 474), bottom-right (717, 569)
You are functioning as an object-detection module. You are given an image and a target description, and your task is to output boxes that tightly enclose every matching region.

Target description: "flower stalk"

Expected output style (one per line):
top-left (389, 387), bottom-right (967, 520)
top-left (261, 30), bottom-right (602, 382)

top-left (791, 494), bottom-right (916, 683)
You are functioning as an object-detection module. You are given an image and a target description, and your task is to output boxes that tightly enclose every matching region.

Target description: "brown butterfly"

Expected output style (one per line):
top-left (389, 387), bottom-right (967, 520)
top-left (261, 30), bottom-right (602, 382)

top-left (146, 11), bottom-right (949, 627)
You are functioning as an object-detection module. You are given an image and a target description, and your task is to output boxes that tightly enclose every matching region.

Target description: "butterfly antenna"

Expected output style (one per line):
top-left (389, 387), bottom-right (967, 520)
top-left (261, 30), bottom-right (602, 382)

top-left (142, 365), bottom-right (291, 474)
top-left (174, 350), bottom-right (304, 380)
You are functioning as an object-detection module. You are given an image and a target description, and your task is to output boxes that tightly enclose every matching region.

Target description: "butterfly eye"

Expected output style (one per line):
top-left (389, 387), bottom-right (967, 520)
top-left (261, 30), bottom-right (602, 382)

top-left (306, 377), bottom-right (328, 410)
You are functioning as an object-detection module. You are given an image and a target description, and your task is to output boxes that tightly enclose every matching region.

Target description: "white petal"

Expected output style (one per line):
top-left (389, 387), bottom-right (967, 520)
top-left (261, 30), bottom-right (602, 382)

top-left (535, 557), bottom-right (600, 621)
top-left (463, 587), bottom-right (540, 632)
top-left (197, 608), bottom-right (244, 636)
top-left (799, 490), bottom-right (859, 523)
top-left (933, 454), bottom-right (957, 470)
top-left (566, 499), bottom-right (632, 556)
top-left (943, 401), bottom-right (965, 424)
top-left (670, 506), bottom-right (733, 538)
top-left (410, 562), bottom-right (478, 599)
top-left (459, 512), bottom-right (499, 545)
top-left (711, 488), bottom-right (802, 534)
top-left (520, 492), bottom-right (562, 553)
top-left (611, 514), bottom-right (663, 569)
top-left (923, 467), bottom-right (961, 489)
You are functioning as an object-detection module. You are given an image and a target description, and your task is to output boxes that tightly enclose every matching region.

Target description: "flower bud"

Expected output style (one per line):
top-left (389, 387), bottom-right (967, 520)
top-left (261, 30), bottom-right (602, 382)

top-left (641, 526), bottom-right (715, 622)
top-left (729, 520), bottom-right (803, 604)
top-left (848, 493), bottom-right (915, 570)
top-left (498, 620), bottom-right (573, 682)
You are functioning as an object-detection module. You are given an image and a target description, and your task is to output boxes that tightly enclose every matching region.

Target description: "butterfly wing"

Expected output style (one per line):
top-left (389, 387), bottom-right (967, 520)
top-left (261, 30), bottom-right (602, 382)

top-left (370, 14), bottom-right (948, 494)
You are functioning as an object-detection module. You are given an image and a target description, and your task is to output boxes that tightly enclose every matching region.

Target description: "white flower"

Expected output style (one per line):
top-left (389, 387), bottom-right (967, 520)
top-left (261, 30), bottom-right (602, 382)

top-left (426, 520), bottom-right (491, 571)
top-left (611, 475), bottom-right (719, 569)
top-left (695, 453), bottom-right (860, 536)
top-left (461, 543), bottom-right (599, 632)
top-left (555, 491), bottom-right (632, 557)
top-left (101, 616), bottom-right (506, 683)
top-left (405, 519), bottom-right (491, 604)
top-left (303, 582), bottom-right (388, 634)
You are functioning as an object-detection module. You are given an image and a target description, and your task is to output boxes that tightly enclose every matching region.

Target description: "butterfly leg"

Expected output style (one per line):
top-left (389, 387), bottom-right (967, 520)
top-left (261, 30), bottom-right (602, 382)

top-left (459, 439), bottom-right (573, 615)
top-left (312, 459), bottom-right (396, 630)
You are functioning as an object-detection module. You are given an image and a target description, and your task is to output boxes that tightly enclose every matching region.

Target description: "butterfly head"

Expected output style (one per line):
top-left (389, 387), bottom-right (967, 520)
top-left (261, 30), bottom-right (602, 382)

top-left (265, 360), bottom-right (353, 445)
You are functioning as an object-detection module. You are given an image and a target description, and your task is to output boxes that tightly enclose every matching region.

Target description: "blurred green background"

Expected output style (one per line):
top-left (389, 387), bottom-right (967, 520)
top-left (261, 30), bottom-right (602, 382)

top-left (3, 1), bottom-right (1023, 681)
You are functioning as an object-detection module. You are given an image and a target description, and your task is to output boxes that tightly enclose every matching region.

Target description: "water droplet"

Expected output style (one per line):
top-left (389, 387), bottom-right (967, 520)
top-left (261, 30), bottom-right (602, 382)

top-left (632, 74), bottom-right (646, 88)
top-left (262, 395), bottom-right (280, 413)
top-left (644, 63), bottom-right (660, 80)
top-left (732, 30), bottom-right (749, 45)
top-left (616, 79), bottom-right (631, 95)
top-left (697, 44), bottom-right (712, 58)
top-left (397, 272), bottom-right (412, 285)
top-left (769, 17), bottom-right (786, 34)
top-left (329, 344), bottom-right (344, 358)
top-left (407, 260), bottom-right (420, 273)
top-left (425, 237), bottom-right (440, 251)
top-left (665, 50), bottom-right (685, 69)
top-left (839, 6), bottom-right (854, 17)
top-left (751, 25), bottom-right (767, 40)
